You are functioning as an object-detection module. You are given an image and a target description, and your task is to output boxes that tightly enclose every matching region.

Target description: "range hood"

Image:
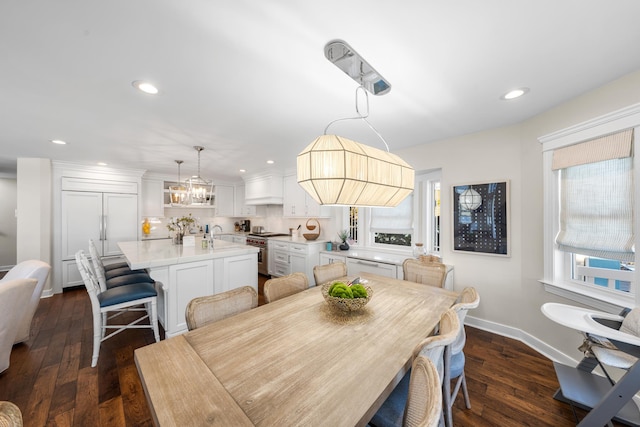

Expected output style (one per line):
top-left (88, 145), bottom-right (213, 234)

top-left (243, 172), bottom-right (284, 205)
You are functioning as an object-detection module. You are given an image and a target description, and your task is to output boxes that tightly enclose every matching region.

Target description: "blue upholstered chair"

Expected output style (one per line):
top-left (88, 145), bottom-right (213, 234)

top-left (76, 250), bottom-right (160, 367)
top-left (88, 239), bottom-right (153, 292)
top-left (370, 309), bottom-right (459, 427)
top-left (443, 287), bottom-right (480, 427)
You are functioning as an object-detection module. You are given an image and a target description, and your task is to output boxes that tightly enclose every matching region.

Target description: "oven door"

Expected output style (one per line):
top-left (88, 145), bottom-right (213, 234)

top-left (257, 247), bottom-right (268, 275)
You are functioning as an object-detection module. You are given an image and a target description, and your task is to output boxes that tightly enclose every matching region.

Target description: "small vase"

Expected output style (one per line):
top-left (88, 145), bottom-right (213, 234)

top-left (174, 233), bottom-right (184, 245)
top-left (339, 241), bottom-right (350, 250)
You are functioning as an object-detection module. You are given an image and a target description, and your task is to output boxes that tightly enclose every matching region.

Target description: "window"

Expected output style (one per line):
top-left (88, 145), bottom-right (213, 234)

top-left (370, 194), bottom-right (413, 248)
top-left (541, 109), bottom-right (640, 309)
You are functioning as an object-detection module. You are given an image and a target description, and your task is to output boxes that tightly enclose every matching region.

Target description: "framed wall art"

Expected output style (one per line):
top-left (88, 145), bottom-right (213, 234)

top-left (452, 180), bottom-right (509, 256)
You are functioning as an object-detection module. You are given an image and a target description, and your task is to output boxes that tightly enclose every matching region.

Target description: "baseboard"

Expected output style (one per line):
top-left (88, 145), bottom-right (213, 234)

top-left (465, 315), bottom-right (579, 367)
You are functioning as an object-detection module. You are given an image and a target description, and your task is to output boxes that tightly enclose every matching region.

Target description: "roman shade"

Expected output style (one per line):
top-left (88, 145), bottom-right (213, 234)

top-left (370, 194), bottom-right (413, 234)
top-left (554, 128), bottom-right (635, 262)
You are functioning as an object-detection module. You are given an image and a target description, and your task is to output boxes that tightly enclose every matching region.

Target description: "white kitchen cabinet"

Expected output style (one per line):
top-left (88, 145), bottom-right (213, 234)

top-left (234, 185), bottom-right (257, 217)
top-left (319, 253), bottom-right (347, 265)
top-left (215, 185), bottom-right (235, 217)
top-left (218, 254), bottom-right (257, 294)
top-left (268, 238), bottom-right (324, 285)
top-left (232, 235), bottom-right (247, 245)
top-left (61, 190), bottom-right (138, 261)
top-left (346, 258), bottom-right (399, 279)
top-left (283, 174), bottom-right (330, 218)
top-left (165, 260), bottom-right (214, 334)
top-left (141, 178), bottom-right (164, 217)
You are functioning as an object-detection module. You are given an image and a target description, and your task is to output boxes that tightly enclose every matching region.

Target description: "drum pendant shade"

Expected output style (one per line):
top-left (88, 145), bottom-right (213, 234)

top-left (297, 134), bottom-right (414, 207)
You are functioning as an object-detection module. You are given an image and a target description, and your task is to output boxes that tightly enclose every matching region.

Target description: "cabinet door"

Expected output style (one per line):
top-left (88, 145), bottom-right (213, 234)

top-left (232, 236), bottom-right (246, 245)
top-left (168, 260), bottom-right (214, 335)
top-left (61, 191), bottom-right (103, 259)
top-left (215, 185), bottom-right (235, 217)
top-left (283, 175), bottom-right (306, 217)
top-left (320, 253), bottom-right (347, 266)
top-left (346, 258), bottom-right (397, 278)
top-left (221, 254), bottom-right (258, 294)
top-left (103, 193), bottom-right (139, 256)
top-left (234, 185), bottom-right (257, 217)
top-left (289, 252), bottom-right (307, 280)
top-left (141, 179), bottom-right (164, 217)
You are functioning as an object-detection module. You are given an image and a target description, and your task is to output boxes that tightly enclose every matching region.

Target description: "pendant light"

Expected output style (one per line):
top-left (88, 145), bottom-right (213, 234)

top-left (297, 40), bottom-right (414, 207)
top-left (459, 187), bottom-right (482, 211)
top-left (169, 160), bottom-right (188, 207)
top-left (185, 146), bottom-right (213, 205)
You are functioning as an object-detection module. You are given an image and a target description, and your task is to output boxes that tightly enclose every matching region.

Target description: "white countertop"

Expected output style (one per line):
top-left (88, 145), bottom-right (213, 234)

top-left (321, 248), bottom-right (410, 265)
top-left (119, 239), bottom-right (259, 270)
top-left (267, 235), bottom-right (329, 245)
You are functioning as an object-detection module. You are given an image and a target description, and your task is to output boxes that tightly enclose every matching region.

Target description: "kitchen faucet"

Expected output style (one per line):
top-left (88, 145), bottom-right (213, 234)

top-left (210, 225), bottom-right (223, 247)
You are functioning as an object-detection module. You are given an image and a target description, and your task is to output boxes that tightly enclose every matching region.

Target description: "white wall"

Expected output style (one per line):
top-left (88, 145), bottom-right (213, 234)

top-left (395, 69), bottom-right (640, 364)
top-left (16, 158), bottom-right (52, 294)
top-left (0, 178), bottom-right (17, 269)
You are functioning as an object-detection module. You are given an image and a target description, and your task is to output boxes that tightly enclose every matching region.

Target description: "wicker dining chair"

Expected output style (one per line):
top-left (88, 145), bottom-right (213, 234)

top-left (0, 401), bottom-right (23, 427)
top-left (313, 262), bottom-right (347, 286)
top-left (371, 308), bottom-right (458, 427)
top-left (403, 259), bottom-right (447, 288)
top-left (263, 272), bottom-right (309, 303)
top-left (185, 286), bottom-right (258, 331)
top-left (443, 287), bottom-right (480, 427)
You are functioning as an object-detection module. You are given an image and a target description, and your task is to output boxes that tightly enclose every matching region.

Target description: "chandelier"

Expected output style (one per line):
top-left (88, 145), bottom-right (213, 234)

top-left (185, 146), bottom-right (213, 205)
top-left (168, 160), bottom-right (188, 207)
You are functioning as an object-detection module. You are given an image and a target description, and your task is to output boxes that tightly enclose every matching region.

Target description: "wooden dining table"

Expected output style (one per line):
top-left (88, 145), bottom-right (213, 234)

top-left (134, 272), bottom-right (458, 427)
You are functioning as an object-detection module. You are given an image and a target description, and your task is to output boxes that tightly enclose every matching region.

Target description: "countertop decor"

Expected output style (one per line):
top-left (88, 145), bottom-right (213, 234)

top-left (303, 218), bottom-right (321, 240)
top-left (321, 281), bottom-right (373, 313)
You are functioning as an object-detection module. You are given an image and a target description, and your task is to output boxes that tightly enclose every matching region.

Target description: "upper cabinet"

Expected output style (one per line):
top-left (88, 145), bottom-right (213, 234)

top-left (215, 185), bottom-right (235, 217)
top-left (243, 172), bottom-right (283, 205)
top-left (283, 174), bottom-right (331, 218)
top-left (141, 178), bottom-right (164, 217)
top-left (234, 185), bottom-right (257, 217)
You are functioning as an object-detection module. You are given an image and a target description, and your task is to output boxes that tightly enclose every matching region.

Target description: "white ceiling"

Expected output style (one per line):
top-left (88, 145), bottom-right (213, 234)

top-left (2, 1), bottom-right (640, 181)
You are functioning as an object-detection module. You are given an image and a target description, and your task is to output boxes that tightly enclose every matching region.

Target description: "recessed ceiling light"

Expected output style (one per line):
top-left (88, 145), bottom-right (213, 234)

top-left (501, 87), bottom-right (530, 100)
top-left (132, 80), bottom-right (159, 95)
top-left (97, 162), bottom-right (108, 166)
top-left (51, 139), bottom-right (67, 145)
top-left (266, 160), bottom-right (275, 164)
top-left (239, 169), bottom-right (246, 173)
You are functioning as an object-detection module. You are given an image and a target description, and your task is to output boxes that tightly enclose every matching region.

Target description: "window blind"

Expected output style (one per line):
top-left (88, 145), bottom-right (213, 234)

top-left (555, 128), bottom-right (635, 262)
top-left (370, 194), bottom-right (413, 233)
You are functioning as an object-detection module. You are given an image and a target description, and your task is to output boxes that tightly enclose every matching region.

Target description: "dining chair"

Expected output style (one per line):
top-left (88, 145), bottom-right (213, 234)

top-left (402, 259), bottom-right (447, 288)
top-left (88, 239), bottom-right (153, 292)
top-left (313, 262), bottom-right (347, 286)
top-left (76, 250), bottom-right (160, 367)
top-left (443, 287), bottom-right (480, 427)
top-left (0, 401), bottom-right (23, 427)
top-left (263, 272), bottom-right (308, 303)
top-left (0, 259), bottom-right (51, 344)
top-left (371, 309), bottom-right (458, 427)
top-left (185, 286), bottom-right (258, 331)
top-left (0, 278), bottom-right (37, 373)
top-left (369, 356), bottom-right (443, 427)
top-left (418, 254), bottom-right (442, 264)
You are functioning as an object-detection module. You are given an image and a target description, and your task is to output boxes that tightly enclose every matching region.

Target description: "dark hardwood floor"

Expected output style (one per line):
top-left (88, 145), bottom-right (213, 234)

top-left (0, 275), bottom-right (617, 426)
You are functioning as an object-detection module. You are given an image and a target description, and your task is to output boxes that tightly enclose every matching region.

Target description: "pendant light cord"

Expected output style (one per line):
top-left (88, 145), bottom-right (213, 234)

top-left (323, 86), bottom-right (390, 152)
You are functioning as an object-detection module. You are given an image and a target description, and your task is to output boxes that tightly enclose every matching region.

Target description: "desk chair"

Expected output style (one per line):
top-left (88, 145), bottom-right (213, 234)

top-left (403, 259), bottom-right (447, 288)
top-left (264, 272), bottom-right (308, 303)
top-left (0, 401), bottom-right (23, 427)
top-left (76, 250), bottom-right (159, 367)
top-left (443, 287), bottom-right (480, 427)
top-left (371, 309), bottom-right (458, 427)
top-left (88, 239), bottom-right (153, 292)
top-left (0, 279), bottom-right (37, 373)
top-left (186, 286), bottom-right (258, 331)
top-left (0, 259), bottom-right (51, 344)
top-left (313, 262), bottom-right (347, 286)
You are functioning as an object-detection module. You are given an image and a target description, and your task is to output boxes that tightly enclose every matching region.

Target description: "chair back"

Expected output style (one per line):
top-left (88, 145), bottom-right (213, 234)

top-left (186, 286), bottom-right (258, 330)
top-left (404, 356), bottom-right (443, 427)
top-left (0, 401), bottom-right (23, 426)
top-left (418, 254), bottom-right (442, 264)
top-left (0, 278), bottom-right (37, 373)
top-left (403, 259), bottom-right (447, 288)
top-left (1, 259), bottom-right (51, 344)
top-left (412, 308), bottom-right (460, 382)
top-left (75, 250), bottom-right (103, 315)
top-left (313, 262), bottom-right (347, 286)
top-left (88, 239), bottom-right (109, 292)
top-left (264, 272), bottom-right (309, 303)
top-left (451, 287), bottom-right (480, 354)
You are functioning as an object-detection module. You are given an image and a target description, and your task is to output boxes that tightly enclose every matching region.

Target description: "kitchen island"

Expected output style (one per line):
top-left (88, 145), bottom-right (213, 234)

top-left (119, 239), bottom-right (259, 337)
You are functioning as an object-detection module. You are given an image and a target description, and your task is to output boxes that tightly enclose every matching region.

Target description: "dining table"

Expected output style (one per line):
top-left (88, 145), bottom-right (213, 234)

top-left (134, 272), bottom-right (459, 427)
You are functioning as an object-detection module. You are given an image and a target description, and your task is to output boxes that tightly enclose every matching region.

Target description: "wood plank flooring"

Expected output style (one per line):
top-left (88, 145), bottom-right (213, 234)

top-left (0, 276), bottom-right (622, 426)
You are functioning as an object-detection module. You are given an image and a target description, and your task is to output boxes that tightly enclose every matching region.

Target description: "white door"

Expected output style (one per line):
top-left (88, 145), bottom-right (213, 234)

top-left (103, 193), bottom-right (139, 256)
top-left (61, 191), bottom-right (103, 259)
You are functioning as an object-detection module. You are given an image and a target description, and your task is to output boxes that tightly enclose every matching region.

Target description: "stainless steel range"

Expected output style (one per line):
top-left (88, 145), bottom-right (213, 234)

top-left (246, 232), bottom-right (288, 275)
